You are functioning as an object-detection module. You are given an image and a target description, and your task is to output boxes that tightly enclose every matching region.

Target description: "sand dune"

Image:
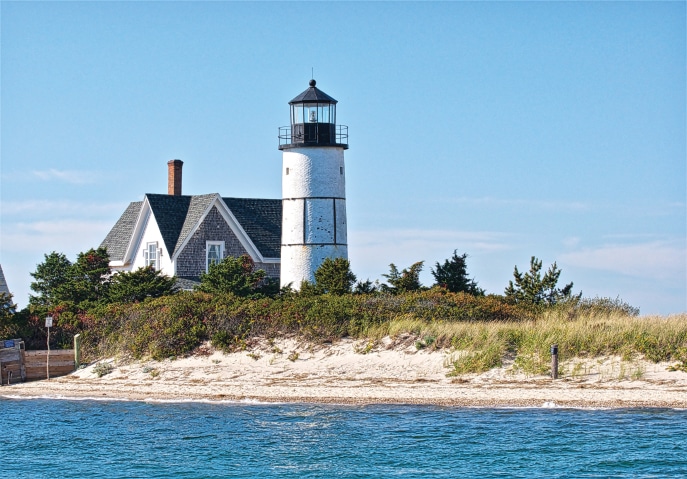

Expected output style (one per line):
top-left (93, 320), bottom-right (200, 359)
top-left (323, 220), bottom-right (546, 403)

top-left (3, 338), bottom-right (686, 408)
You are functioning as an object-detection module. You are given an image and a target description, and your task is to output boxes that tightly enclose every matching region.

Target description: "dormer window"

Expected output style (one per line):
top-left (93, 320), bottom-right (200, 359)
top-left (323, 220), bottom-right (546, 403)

top-left (144, 242), bottom-right (160, 270)
top-left (207, 241), bottom-right (224, 272)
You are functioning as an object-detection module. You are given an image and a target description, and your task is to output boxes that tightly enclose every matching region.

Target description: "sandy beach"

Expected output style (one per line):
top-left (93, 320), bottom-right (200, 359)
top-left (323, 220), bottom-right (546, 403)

top-left (3, 337), bottom-right (686, 408)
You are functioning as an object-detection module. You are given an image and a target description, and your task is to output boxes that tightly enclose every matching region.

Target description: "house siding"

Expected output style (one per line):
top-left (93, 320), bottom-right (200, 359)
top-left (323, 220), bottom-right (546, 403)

top-left (175, 206), bottom-right (280, 280)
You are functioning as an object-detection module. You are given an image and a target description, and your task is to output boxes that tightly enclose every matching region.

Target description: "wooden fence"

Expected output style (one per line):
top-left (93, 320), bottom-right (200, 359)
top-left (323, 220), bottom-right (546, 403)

top-left (1, 335), bottom-right (81, 385)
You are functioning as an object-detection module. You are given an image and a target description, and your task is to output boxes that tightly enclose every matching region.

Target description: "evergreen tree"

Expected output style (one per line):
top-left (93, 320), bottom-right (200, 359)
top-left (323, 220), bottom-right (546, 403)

top-left (0, 292), bottom-right (16, 321)
top-left (353, 279), bottom-right (378, 295)
top-left (30, 248), bottom-right (112, 308)
top-left (431, 251), bottom-right (484, 295)
top-left (313, 258), bottom-right (357, 295)
top-left (381, 261), bottom-right (424, 294)
top-left (0, 292), bottom-right (18, 338)
top-left (108, 266), bottom-right (179, 303)
top-left (504, 256), bottom-right (580, 306)
top-left (69, 247), bottom-right (111, 304)
top-left (29, 252), bottom-right (73, 308)
top-left (196, 255), bottom-right (267, 297)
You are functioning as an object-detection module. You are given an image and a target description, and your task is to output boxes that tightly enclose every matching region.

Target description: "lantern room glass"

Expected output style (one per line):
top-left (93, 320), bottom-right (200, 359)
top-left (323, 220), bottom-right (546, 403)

top-left (291, 103), bottom-right (335, 125)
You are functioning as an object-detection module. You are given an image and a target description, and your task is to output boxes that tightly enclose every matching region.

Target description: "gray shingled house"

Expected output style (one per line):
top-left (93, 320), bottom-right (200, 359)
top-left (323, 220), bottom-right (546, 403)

top-left (0, 264), bottom-right (10, 296)
top-left (100, 161), bottom-right (281, 285)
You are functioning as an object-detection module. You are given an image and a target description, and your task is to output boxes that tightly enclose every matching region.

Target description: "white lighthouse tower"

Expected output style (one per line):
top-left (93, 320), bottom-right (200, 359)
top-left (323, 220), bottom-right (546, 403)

top-left (278, 79), bottom-right (349, 289)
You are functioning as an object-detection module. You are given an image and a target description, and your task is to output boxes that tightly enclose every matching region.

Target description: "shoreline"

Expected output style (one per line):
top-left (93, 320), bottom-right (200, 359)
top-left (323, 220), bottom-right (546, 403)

top-left (3, 338), bottom-right (686, 409)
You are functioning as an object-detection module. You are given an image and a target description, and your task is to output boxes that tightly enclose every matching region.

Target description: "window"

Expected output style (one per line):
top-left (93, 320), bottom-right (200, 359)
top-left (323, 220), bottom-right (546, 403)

top-left (144, 242), bottom-right (160, 270)
top-left (207, 241), bottom-right (224, 272)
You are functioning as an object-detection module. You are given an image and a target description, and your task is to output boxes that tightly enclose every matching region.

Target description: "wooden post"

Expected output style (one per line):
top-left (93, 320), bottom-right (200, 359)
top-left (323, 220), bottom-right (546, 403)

top-left (74, 334), bottom-right (82, 370)
top-left (45, 316), bottom-right (53, 381)
top-left (551, 344), bottom-right (559, 379)
top-left (47, 328), bottom-right (50, 381)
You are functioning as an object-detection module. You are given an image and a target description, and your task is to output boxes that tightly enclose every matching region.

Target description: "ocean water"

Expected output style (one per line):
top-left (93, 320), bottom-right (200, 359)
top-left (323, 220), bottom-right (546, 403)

top-left (1, 398), bottom-right (686, 478)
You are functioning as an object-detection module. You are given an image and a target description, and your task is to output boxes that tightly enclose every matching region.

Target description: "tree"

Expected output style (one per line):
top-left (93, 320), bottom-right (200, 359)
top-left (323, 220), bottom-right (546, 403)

top-left (69, 247), bottom-right (111, 304)
top-left (353, 279), bottom-right (378, 295)
top-left (29, 248), bottom-right (111, 308)
top-left (29, 252), bottom-right (73, 308)
top-left (381, 261), bottom-right (424, 294)
top-left (431, 251), bottom-right (484, 295)
top-left (504, 256), bottom-right (580, 306)
top-left (196, 254), bottom-right (267, 297)
top-left (313, 258), bottom-right (357, 295)
top-left (0, 292), bottom-right (18, 338)
top-left (0, 292), bottom-right (16, 320)
top-left (108, 266), bottom-right (179, 303)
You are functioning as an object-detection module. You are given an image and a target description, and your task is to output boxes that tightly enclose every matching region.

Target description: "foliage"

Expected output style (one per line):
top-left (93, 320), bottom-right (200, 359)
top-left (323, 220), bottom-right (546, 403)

top-left (93, 361), bottom-right (114, 377)
top-left (29, 252), bottom-right (73, 308)
top-left (196, 255), bottom-right (267, 297)
top-left (381, 261), bottom-right (424, 294)
top-left (29, 248), bottom-right (111, 309)
top-left (504, 256), bottom-right (581, 306)
top-left (0, 292), bottom-right (18, 338)
top-left (353, 279), bottom-right (378, 295)
top-left (65, 286), bottom-right (678, 372)
top-left (313, 257), bottom-right (357, 295)
top-left (448, 345), bottom-right (504, 375)
top-left (0, 292), bottom-right (16, 320)
top-left (431, 251), bottom-right (484, 295)
top-left (108, 266), bottom-right (179, 303)
top-left (68, 247), bottom-right (112, 304)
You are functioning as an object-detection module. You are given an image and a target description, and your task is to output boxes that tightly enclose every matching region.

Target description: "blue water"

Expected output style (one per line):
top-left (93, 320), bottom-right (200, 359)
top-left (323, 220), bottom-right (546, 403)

top-left (1, 398), bottom-right (686, 478)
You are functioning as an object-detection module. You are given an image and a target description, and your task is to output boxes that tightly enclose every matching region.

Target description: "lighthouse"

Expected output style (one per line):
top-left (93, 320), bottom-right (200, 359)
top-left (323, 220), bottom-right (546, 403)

top-left (278, 79), bottom-right (349, 289)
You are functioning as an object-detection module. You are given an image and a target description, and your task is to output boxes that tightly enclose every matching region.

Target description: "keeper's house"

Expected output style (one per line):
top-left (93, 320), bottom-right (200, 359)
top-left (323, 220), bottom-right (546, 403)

top-left (100, 160), bottom-right (281, 285)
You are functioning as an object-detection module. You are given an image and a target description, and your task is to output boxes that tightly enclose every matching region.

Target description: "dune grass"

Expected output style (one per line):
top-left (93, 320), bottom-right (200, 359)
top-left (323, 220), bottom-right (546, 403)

top-left (366, 311), bottom-right (687, 375)
top-left (27, 289), bottom-right (683, 376)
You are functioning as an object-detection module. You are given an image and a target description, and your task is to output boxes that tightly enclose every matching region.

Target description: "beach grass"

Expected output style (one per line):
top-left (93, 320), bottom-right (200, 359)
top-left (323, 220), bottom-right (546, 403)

top-left (22, 289), bottom-right (684, 375)
top-left (369, 311), bottom-right (687, 374)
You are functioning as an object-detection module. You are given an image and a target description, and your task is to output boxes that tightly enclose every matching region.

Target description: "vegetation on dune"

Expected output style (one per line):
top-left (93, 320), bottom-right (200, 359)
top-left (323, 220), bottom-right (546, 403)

top-left (71, 292), bottom-right (685, 374)
top-left (3, 247), bottom-right (685, 377)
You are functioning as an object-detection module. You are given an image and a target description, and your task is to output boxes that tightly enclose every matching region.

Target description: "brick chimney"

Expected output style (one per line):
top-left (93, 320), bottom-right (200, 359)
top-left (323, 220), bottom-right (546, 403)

top-left (167, 159), bottom-right (183, 195)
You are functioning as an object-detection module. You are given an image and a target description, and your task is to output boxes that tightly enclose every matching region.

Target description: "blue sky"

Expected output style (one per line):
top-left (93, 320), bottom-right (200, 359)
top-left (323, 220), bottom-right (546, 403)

top-left (1, 1), bottom-right (685, 314)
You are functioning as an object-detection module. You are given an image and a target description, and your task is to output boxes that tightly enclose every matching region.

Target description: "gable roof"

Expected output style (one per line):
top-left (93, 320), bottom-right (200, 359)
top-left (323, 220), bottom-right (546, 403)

top-left (102, 194), bottom-right (283, 263)
top-left (100, 201), bottom-right (143, 262)
top-left (143, 193), bottom-right (219, 257)
top-left (0, 265), bottom-right (9, 295)
top-left (222, 198), bottom-right (282, 258)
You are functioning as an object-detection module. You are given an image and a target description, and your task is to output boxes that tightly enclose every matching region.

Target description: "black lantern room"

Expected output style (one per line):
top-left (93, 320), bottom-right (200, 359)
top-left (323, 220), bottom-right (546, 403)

top-left (279, 80), bottom-right (348, 150)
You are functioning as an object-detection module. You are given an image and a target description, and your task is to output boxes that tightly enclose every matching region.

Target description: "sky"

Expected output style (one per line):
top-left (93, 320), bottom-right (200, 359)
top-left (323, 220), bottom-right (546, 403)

top-left (1, 1), bottom-right (685, 315)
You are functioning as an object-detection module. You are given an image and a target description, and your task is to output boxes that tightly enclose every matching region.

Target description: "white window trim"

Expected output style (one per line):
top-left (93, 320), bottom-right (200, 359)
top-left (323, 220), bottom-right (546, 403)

top-left (143, 241), bottom-right (161, 270)
top-left (206, 241), bottom-right (225, 272)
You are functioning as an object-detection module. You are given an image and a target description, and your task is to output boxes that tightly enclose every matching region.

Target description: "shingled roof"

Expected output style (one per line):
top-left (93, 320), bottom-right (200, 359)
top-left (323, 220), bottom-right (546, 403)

top-left (101, 194), bottom-right (282, 262)
top-left (223, 197), bottom-right (282, 258)
top-left (100, 201), bottom-right (143, 262)
top-left (0, 264), bottom-right (9, 295)
top-left (143, 193), bottom-right (219, 257)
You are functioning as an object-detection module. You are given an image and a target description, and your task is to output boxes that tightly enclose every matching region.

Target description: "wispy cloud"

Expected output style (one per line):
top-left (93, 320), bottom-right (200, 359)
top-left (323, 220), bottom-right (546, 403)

top-left (31, 169), bottom-right (100, 185)
top-left (1, 219), bottom-right (114, 255)
top-left (1, 200), bottom-right (127, 218)
top-left (440, 197), bottom-right (686, 218)
top-left (560, 239), bottom-right (686, 281)
top-left (440, 196), bottom-right (590, 212)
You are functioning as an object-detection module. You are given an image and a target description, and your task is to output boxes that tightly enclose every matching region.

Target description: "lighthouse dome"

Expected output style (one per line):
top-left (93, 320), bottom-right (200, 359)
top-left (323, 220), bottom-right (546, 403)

top-left (288, 79), bottom-right (338, 104)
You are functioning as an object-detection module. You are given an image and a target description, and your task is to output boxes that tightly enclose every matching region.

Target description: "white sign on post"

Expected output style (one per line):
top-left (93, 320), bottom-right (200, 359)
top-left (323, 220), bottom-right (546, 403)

top-left (45, 316), bottom-right (53, 380)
